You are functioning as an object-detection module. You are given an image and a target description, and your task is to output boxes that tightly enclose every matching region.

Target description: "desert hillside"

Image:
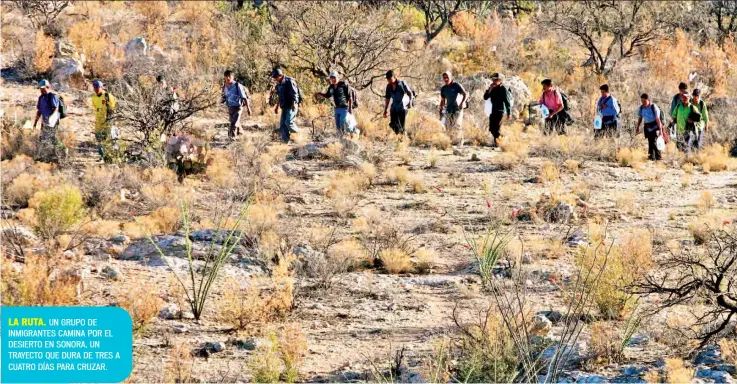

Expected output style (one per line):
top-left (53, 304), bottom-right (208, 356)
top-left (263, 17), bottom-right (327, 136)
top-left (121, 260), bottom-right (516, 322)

top-left (3, 1), bottom-right (737, 383)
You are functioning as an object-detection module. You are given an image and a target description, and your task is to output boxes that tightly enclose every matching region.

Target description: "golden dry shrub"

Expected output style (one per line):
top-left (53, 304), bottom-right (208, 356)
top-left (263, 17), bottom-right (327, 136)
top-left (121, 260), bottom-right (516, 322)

top-left (695, 143), bottom-right (736, 172)
top-left (330, 238), bottom-right (366, 270)
top-left (408, 175), bottom-right (427, 193)
top-left (33, 30), bottom-right (54, 74)
top-left (206, 149), bottom-right (237, 188)
top-left (385, 166), bottom-right (410, 187)
top-left (246, 202), bottom-right (279, 238)
top-left (719, 338), bottom-right (737, 365)
top-left (379, 247), bottom-right (412, 274)
top-left (320, 142), bottom-right (344, 161)
top-left (688, 213), bottom-right (727, 245)
top-left (356, 109), bottom-right (393, 141)
top-left (250, 324), bottom-right (308, 384)
top-left (664, 358), bottom-right (694, 384)
top-left (539, 161), bottom-right (560, 183)
top-left (615, 192), bottom-right (637, 215)
top-left (615, 147), bottom-right (648, 168)
top-left (164, 342), bottom-right (194, 383)
top-left (360, 162), bottom-right (377, 182)
top-left (118, 282), bottom-right (161, 334)
top-left (81, 220), bottom-right (122, 237)
top-left (134, 1), bottom-right (169, 46)
top-left (6, 172), bottom-right (47, 207)
top-left (588, 321), bottom-right (625, 364)
top-left (27, 184), bottom-right (85, 241)
top-left (407, 115), bottom-right (452, 150)
top-left (325, 170), bottom-right (370, 199)
top-left (1, 254), bottom-right (79, 306)
top-left (697, 190), bottom-right (714, 212)
top-left (67, 18), bottom-right (123, 79)
top-left (413, 248), bottom-right (436, 274)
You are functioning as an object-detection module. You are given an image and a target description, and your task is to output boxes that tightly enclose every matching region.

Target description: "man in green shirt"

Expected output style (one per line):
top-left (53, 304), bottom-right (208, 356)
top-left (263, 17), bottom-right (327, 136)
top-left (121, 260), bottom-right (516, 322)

top-left (671, 93), bottom-right (701, 154)
top-left (692, 88), bottom-right (709, 148)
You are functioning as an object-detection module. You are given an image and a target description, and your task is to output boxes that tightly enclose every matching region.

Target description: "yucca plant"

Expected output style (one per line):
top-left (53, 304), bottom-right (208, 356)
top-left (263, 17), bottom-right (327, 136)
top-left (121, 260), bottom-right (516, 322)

top-left (464, 224), bottom-right (511, 288)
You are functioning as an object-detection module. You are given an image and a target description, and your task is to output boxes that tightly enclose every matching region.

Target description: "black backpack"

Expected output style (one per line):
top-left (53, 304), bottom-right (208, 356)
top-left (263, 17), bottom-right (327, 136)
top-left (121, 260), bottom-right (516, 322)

top-left (46, 92), bottom-right (67, 119)
top-left (559, 90), bottom-right (570, 112)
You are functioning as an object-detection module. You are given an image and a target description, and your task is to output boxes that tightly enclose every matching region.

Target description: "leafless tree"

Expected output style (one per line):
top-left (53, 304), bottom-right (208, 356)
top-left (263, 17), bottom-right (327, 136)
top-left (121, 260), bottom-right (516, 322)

top-left (711, 0), bottom-right (737, 45)
top-left (8, 0), bottom-right (72, 30)
top-left (270, 1), bottom-right (413, 89)
top-left (112, 74), bottom-right (218, 151)
top-left (541, 1), bottom-right (667, 75)
top-left (410, 0), bottom-right (466, 43)
top-left (635, 229), bottom-right (737, 347)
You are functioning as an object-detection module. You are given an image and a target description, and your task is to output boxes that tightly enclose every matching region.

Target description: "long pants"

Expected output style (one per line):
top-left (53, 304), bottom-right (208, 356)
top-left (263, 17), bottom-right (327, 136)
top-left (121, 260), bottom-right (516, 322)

top-left (681, 129), bottom-right (698, 155)
top-left (544, 113), bottom-right (566, 135)
top-left (445, 110), bottom-right (464, 145)
top-left (644, 124), bottom-right (661, 160)
top-left (595, 119), bottom-right (618, 138)
top-left (37, 121), bottom-right (61, 163)
top-left (228, 106), bottom-right (242, 138)
top-left (334, 107), bottom-right (348, 134)
top-left (389, 109), bottom-right (406, 135)
top-left (698, 129), bottom-right (704, 149)
top-left (279, 106), bottom-right (299, 143)
top-left (489, 111), bottom-right (504, 146)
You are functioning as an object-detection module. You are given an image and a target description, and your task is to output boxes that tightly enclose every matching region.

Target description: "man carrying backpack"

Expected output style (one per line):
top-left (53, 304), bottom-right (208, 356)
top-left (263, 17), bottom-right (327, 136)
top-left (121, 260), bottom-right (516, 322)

top-left (595, 84), bottom-right (620, 138)
top-left (34, 79), bottom-right (64, 163)
top-left (439, 71), bottom-right (467, 146)
top-left (272, 68), bottom-right (300, 144)
top-left (222, 70), bottom-right (252, 140)
top-left (539, 79), bottom-right (567, 135)
top-left (669, 82), bottom-right (688, 117)
top-left (90, 80), bottom-right (118, 163)
top-left (672, 92), bottom-right (701, 155)
top-left (315, 71), bottom-right (354, 135)
top-left (692, 88), bottom-right (709, 148)
top-left (383, 70), bottom-right (414, 135)
top-left (635, 94), bottom-right (665, 161)
top-left (483, 73), bottom-right (512, 147)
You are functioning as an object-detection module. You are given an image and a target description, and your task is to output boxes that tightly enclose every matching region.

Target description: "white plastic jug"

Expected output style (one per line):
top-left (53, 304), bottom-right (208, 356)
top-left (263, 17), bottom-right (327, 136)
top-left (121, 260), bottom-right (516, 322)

top-left (656, 136), bottom-right (666, 151)
top-left (484, 99), bottom-right (493, 116)
top-left (540, 105), bottom-right (549, 118)
top-left (456, 94), bottom-right (465, 109)
top-left (402, 94), bottom-right (410, 109)
top-left (345, 113), bottom-right (358, 133)
top-left (594, 114), bottom-right (603, 130)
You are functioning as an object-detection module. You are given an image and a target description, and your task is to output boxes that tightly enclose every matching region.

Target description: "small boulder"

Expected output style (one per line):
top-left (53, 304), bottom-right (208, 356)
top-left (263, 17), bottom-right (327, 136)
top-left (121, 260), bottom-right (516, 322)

top-left (110, 235), bottom-right (130, 245)
top-left (204, 341), bottom-right (225, 353)
top-left (159, 303), bottom-right (182, 320)
top-left (55, 39), bottom-right (79, 59)
top-left (51, 58), bottom-right (85, 89)
top-left (101, 264), bottom-right (122, 280)
top-left (124, 37), bottom-right (148, 59)
top-left (530, 314), bottom-right (552, 336)
top-left (171, 323), bottom-right (188, 334)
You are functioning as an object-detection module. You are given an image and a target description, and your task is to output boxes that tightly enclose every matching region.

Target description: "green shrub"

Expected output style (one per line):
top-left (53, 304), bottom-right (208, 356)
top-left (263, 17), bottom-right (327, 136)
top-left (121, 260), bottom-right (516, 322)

top-left (29, 184), bottom-right (85, 241)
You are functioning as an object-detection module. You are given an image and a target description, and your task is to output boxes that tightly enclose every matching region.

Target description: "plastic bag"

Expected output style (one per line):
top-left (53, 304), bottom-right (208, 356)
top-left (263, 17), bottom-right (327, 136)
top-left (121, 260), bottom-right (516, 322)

top-left (540, 105), bottom-right (549, 118)
top-left (484, 99), bottom-right (493, 116)
top-left (345, 113), bottom-right (358, 133)
top-left (402, 94), bottom-right (410, 109)
top-left (656, 135), bottom-right (666, 151)
top-left (594, 114), bottom-right (603, 130)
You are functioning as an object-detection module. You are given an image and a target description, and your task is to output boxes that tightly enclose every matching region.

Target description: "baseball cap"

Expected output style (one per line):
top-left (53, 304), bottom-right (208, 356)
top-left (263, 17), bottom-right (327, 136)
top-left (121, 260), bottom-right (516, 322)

top-left (38, 79), bottom-right (50, 88)
top-left (329, 71), bottom-right (339, 79)
top-left (271, 68), bottom-right (283, 78)
top-left (693, 88), bottom-right (701, 96)
top-left (92, 80), bottom-right (103, 88)
top-left (490, 73), bottom-right (503, 80)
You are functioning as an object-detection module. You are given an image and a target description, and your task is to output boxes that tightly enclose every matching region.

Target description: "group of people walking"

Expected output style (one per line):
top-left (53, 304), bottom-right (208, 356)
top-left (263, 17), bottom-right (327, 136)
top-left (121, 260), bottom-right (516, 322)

top-left (32, 69), bottom-right (710, 164)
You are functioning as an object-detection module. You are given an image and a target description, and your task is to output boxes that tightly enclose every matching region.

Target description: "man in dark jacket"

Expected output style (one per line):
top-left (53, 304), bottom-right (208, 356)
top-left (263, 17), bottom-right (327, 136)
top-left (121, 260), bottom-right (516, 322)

top-left (383, 70), bottom-right (413, 135)
top-left (272, 68), bottom-right (300, 143)
top-left (34, 79), bottom-right (62, 162)
top-left (482, 73), bottom-right (512, 147)
top-left (315, 71), bottom-right (353, 135)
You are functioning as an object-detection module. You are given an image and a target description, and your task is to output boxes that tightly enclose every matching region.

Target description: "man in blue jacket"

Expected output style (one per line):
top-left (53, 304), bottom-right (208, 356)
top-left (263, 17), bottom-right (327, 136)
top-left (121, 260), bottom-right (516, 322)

top-left (272, 68), bottom-right (300, 143)
top-left (33, 79), bottom-right (62, 162)
top-left (595, 84), bottom-right (620, 138)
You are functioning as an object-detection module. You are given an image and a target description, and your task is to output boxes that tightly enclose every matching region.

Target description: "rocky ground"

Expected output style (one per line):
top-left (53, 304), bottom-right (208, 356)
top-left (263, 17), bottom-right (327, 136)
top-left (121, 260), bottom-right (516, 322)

top-left (3, 79), bottom-right (737, 383)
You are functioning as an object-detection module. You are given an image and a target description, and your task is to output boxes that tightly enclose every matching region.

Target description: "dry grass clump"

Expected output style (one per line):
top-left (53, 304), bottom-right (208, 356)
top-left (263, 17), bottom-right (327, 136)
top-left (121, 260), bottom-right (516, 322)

top-left (408, 115), bottom-right (452, 150)
top-left (539, 161), bottom-right (560, 183)
top-left (588, 321), bottom-right (625, 364)
top-left (118, 283), bottom-right (162, 334)
top-left (462, 124), bottom-right (492, 146)
top-left (564, 159), bottom-right (580, 174)
top-left (615, 147), bottom-right (648, 168)
top-left (664, 358), bottom-right (694, 383)
top-left (325, 170), bottom-right (371, 199)
top-left (1, 254), bottom-right (79, 306)
top-left (614, 192), bottom-right (637, 215)
top-left (206, 149), bottom-right (237, 188)
top-left (67, 18), bottom-right (123, 79)
top-left (356, 110), bottom-right (393, 141)
top-left (697, 191), bottom-right (715, 213)
top-left (81, 220), bottom-right (122, 237)
top-left (33, 30), bottom-right (54, 74)
top-left (572, 183), bottom-right (591, 202)
top-left (427, 149), bottom-right (440, 168)
top-left (719, 339), bottom-right (737, 365)
top-left (695, 143), bottom-right (736, 172)
top-left (575, 229), bottom-right (653, 320)
top-left (413, 248), bottom-right (436, 274)
top-left (219, 256), bottom-right (294, 330)
top-left (682, 162), bottom-right (695, 174)
top-left (320, 142), bottom-right (345, 161)
top-left (379, 247), bottom-right (412, 274)
top-left (249, 324), bottom-right (307, 384)
top-left (688, 213), bottom-right (727, 245)
top-left (164, 342), bottom-right (194, 384)
top-left (494, 134), bottom-right (529, 169)
top-left (385, 166), bottom-right (410, 187)
top-left (408, 175), bottom-right (427, 193)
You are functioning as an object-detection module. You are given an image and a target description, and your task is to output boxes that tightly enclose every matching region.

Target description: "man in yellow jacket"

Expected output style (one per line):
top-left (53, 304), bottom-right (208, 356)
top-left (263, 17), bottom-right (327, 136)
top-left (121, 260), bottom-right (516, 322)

top-left (90, 80), bottom-right (117, 163)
